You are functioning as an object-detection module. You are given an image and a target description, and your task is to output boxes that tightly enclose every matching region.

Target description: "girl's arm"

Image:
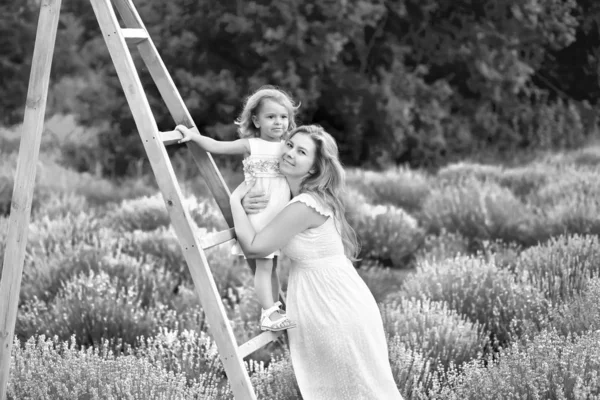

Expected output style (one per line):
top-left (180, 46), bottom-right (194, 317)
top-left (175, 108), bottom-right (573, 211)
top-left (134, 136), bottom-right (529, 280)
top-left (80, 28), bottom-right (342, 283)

top-left (175, 125), bottom-right (250, 155)
top-left (230, 181), bottom-right (326, 258)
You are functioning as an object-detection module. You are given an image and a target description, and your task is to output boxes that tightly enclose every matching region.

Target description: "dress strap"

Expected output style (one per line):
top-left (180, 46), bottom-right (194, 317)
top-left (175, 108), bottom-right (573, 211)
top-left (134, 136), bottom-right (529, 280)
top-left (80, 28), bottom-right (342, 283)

top-left (288, 193), bottom-right (333, 218)
top-left (247, 137), bottom-right (260, 155)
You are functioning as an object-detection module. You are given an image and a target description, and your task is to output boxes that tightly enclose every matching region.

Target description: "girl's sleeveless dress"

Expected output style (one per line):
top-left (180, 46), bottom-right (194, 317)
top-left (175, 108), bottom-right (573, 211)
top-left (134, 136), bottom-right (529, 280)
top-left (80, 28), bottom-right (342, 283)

top-left (231, 137), bottom-right (291, 258)
top-left (281, 193), bottom-right (403, 399)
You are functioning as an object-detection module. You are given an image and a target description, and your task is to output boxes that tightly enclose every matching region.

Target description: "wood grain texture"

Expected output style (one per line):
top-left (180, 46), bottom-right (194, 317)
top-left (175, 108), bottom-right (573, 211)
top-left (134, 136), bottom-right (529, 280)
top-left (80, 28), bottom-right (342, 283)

top-left (0, 1), bottom-right (62, 399)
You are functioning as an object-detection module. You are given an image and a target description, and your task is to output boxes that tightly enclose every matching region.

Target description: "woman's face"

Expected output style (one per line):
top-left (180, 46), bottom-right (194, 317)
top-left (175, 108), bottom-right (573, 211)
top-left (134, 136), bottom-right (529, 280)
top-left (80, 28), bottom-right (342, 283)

top-left (280, 132), bottom-right (317, 179)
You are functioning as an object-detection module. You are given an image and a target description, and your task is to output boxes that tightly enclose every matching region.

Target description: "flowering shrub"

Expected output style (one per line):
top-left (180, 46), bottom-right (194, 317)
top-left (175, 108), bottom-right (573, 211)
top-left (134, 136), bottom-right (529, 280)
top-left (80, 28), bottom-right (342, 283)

top-left (188, 196), bottom-right (229, 231)
top-left (132, 327), bottom-right (226, 383)
top-left (130, 312), bottom-right (295, 398)
top-left (416, 230), bottom-right (470, 263)
top-left (35, 158), bottom-right (154, 208)
top-left (349, 202), bottom-right (425, 268)
top-left (106, 193), bottom-right (176, 232)
top-left (116, 225), bottom-right (250, 296)
top-left (540, 144), bottom-right (600, 168)
top-left (106, 192), bottom-right (227, 233)
top-left (387, 336), bottom-right (437, 399)
top-left (0, 151), bottom-right (18, 216)
top-left (381, 298), bottom-right (488, 369)
top-left (544, 194), bottom-right (600, 236)
top-left (398, 256), bottom-right (548, 344)
top-left (248, 354), bottom-right (301, 400)
top-left (566, 145), bottom-right (600, 167)
top-left (437, 330), bottom-right (600, 399)
top-left (474, 239), bottom-right (523, 271)
top-left (20, 219), bottom-right (120, 303)
top-left (0, 153), bottom-right (66, 217)
top-left (357, 261), bottom-right (405, 303)
top-left (516, 234), bottom-right (600, 304)
top-left (117, 226), bottom-right (187, 273)
top-left (347, 167), bottom-right (431, 213)
top-left (33, 151), bottom-right (154, 204)
top-left (33, 191), bottom-right (89, 219)
top-left (527, 165), bottom-right (600, 235)
top-left (76, 175), bottom-right (155, 206)
top-left (496, 163), bottom-right (551, 200)
top-left (20, 244), bottom-right (106, 304)
top-left (17, 271), bottom-right (179, 347)
top-left (27, 211), bottom-right (106, 257)
top-left (7, 333), bottom-right (299, 400)
top-left (436, 162), bottom-right (504, 185)
top-left (436, 161), bottom-right (551, 201)
top-left (544, 278), bottom-right (600, 337)
top-left (421, 177), bottom-right (543, 246)
top-left (7, 335), bottom-right (206, 400)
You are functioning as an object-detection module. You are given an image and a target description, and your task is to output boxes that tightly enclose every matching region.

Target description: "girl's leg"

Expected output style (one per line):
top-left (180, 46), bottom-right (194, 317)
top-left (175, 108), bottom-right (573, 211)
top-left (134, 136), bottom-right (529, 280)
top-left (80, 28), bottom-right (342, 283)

top-left (271, 256), bottom-right (280, 303)
top-left (254, 258), bottom-right (282, 321)
top-left (249, 257), bottom-right (281, 304)
top-left (256, 257), bottom-right (296, 331)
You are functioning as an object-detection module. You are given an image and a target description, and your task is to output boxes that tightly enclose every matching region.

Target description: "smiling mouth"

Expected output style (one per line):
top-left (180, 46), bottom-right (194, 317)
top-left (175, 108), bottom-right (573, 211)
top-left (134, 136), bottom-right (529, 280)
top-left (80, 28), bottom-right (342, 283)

top-left (282, 158), bottom-right (294, 166)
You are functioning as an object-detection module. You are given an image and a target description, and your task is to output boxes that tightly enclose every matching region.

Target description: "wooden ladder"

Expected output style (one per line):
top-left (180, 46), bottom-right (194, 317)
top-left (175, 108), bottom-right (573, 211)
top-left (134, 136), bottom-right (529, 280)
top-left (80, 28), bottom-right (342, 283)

top-left (89, 0), bottom-right (288, 398)
top-left (0, 0), bottom-right (284, 399)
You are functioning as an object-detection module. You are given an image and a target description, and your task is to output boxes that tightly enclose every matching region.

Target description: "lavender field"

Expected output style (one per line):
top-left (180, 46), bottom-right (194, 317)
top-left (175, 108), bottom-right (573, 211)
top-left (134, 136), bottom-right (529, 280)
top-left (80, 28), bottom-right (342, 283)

top-left (2, 116), bottom-right (600, 399)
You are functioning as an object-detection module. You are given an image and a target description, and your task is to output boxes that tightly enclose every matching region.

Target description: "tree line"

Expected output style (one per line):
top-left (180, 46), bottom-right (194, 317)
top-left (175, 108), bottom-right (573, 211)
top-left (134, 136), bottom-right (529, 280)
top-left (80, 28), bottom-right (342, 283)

top-left (2, 0), bottom-right (600, 173)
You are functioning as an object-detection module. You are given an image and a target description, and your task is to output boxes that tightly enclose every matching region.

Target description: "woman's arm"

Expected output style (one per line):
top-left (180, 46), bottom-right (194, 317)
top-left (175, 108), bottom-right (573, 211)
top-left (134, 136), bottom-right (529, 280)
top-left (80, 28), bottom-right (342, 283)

top-left (230, 183), bottom-right (326, 258)
top-left (175, 125), bottom-right (250, 155)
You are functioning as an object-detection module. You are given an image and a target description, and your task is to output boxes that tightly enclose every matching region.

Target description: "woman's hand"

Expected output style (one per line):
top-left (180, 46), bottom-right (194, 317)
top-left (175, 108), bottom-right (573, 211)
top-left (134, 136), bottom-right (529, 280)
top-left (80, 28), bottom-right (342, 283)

top-left (230, 179), bottom-right (257, 205)
top-left (241, 190), bottom-right (269, 214)
top-left (175, 125), bottom-right (201, 144)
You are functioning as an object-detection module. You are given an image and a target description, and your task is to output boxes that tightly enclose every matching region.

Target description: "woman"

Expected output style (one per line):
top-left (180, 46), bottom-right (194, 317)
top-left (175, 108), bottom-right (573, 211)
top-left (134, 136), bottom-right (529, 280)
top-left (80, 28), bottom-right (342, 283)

top-left (230, 125), bottom-right (403, 399)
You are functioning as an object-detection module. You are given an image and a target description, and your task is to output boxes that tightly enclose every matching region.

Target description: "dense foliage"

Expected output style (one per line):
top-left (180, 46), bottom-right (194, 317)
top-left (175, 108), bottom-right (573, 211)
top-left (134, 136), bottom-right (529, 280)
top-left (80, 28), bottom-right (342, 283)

top-left (3, 0), bottom-right (600, 173)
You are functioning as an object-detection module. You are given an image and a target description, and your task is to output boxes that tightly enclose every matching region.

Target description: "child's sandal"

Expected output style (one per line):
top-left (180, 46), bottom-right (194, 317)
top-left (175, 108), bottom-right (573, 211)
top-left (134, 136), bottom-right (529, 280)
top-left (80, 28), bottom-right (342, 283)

top-left (260, 301), bottom-right (296, 332)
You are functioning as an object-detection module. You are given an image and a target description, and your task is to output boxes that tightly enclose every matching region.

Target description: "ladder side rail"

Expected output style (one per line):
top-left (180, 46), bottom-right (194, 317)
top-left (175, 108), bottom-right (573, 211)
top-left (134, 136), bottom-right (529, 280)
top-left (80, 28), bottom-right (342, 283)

top-left (88, 1), bottom-right (255, 398)
top-left (0, 1), bottom-right (62, 399)
top-left (112, 0), bottom-right (234, 227)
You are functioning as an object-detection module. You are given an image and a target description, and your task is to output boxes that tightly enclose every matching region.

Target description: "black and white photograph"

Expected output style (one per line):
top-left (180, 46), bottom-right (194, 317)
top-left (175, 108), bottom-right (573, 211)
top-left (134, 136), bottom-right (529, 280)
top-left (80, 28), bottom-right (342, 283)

top-left (1, 0), bottom-right (600, 399)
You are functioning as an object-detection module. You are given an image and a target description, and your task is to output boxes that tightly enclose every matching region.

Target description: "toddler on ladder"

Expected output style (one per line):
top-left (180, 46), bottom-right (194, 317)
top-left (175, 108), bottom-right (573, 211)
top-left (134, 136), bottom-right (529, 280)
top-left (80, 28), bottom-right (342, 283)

top-left (175, 85), bottom-right (299, 332)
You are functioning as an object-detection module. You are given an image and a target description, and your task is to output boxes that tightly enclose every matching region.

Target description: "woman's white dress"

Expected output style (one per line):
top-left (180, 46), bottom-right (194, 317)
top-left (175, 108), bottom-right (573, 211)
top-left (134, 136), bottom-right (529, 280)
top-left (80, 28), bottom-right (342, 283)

top-left (282, 193), bottom-right (403, 400)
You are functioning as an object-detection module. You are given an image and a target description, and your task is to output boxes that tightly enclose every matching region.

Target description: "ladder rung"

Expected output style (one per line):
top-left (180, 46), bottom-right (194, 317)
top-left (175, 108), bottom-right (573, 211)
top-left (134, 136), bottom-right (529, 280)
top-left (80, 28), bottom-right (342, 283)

top-left (199, 228), bottom-right (236, 250)
top-left (159, 129), bottom-right (184, 146)
top-left (238, 331), bottom-right (284, 359)
top-left (122, 28), bottom-right (148, 44)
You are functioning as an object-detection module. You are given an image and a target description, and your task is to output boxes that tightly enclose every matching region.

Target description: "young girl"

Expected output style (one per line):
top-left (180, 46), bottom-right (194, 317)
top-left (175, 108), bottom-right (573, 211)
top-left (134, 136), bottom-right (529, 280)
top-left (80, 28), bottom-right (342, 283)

top-left (174, 86), bottom-right (299, 332)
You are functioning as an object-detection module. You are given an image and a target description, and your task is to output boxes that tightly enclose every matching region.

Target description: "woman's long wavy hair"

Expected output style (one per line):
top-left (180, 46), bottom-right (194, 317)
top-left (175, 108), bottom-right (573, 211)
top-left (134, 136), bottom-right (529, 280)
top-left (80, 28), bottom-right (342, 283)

top-left (290, 125), bottom-right (360, 261)
top-left (235, 85), bottom-right (300, 139)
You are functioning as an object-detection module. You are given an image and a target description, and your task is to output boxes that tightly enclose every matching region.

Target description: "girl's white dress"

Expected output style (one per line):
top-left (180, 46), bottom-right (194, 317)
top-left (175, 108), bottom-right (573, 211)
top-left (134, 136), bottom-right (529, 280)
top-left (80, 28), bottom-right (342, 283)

top-left (282, 193), bottom-right (403, 400)
top-left (231, 137), bottom-right (290, 258)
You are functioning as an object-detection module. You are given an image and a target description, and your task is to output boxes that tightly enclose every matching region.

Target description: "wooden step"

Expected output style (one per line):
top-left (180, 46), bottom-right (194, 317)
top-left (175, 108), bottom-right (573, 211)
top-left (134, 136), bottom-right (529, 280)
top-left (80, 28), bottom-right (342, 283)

top-left (122, 28), bottom-right (148, 45)
top-left (159, 129), bottom-right (184, 146)
top-left (199, 228), bottom-right (236, 250)
top-left (238, 331), bottom-right (284, 359)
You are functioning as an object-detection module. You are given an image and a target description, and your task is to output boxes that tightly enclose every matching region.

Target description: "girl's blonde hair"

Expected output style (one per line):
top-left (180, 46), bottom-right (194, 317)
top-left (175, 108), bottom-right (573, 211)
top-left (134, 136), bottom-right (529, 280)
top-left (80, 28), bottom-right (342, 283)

top-left (236, 85), bottom-right (300, 139)
top-left (290, 125), bottom-right (360, 261)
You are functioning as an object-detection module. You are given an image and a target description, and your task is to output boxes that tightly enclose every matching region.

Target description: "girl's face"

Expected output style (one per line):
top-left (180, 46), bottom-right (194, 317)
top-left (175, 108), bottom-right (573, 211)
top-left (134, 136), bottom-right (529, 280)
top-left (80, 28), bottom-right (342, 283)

top-left (280, 133), bottom-right (317, 179)
top-left (252, 99), bottom-right (289, 141)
